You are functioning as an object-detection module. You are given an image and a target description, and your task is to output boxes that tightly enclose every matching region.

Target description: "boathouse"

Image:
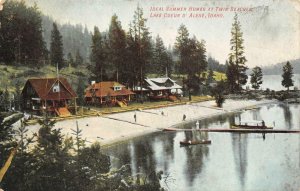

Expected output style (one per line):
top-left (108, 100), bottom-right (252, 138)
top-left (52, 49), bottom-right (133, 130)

top-left (84, 81), bottom-right (135, 107)
top-left (22, 77), bottom-right (77, 117)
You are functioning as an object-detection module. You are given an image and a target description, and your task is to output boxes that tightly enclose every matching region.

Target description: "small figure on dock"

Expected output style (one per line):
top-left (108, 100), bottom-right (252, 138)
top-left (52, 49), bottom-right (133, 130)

top-left (183, 114), bottom-right (186, 121)
top-left (134, 112), bottom-right (137, 122)
top-left (196, 120), bottom-right (200, 129)
top-left (262, 120), bottom-right (265, 127)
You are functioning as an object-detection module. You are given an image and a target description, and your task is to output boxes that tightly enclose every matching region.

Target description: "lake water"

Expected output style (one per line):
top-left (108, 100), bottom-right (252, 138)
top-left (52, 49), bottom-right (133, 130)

top-left (245, 74), bottom-right (300, 91)
top-left (103, 103), bottom-right (300, 191)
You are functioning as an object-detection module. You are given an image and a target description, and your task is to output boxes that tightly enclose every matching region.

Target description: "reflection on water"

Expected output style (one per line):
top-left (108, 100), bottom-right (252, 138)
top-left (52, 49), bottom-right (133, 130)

top-left (103, 103), bottom-right (300, 191)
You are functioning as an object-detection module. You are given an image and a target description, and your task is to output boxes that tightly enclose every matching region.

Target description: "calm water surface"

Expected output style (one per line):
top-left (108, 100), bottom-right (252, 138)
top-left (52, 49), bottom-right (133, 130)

top-left (103, 103), bottom-right (300, 191)
top-left (245, 74), bottom-right (300, 91)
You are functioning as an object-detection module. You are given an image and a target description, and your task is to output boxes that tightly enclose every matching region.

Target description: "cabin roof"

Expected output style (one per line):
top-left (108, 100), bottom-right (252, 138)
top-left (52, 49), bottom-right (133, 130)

top-left (145, 77), bottom-right (182, 91)
top-left (85, 81), bottom-right (135, 98)
top-left (23, 77), bottom-right (77, 100)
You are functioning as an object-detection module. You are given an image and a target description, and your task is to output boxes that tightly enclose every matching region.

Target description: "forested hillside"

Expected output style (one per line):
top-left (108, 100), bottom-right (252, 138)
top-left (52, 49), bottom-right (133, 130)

top-left (262, 59), bottom-right (300, 75)
top-left (42, 15), bottom-right (92, 62)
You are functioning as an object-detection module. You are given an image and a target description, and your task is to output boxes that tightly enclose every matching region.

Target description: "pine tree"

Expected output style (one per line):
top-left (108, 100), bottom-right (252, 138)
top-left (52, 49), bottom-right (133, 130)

top-left (207, 68), bottom-right (215, 84)
top-left (50, 22), bottom-right (64, 69)
top-left (129, 6), bottom-right (152, 88)
top-left (108, 14), bottom-right (127, 83)
top-left (174, 24), bottom-right (190, 74)
top-left (250, 66), bottom-right (263, 90)
top-left (74, 49), bottom-right (83, 67)
top-left (67, 52), bottom-right (74, 68)
top-left (228, 13), bottom-right (248, 91)
top-left (152, 35), bottom-right (173, 76)
top-left (281, 61), bottom-right (294, 91)
top-left (226, 59), bottom-right (238, 92)
top-left (90, 26), bottom-right (106, 81)
top-left (174, 25), bottom-right (207, 99)
top-left (0, 1), bottom-right (47, 65)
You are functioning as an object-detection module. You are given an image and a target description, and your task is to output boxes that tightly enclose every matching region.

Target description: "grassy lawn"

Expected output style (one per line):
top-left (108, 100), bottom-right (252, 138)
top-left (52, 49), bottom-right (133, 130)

top-left (86, 95), bottom-right (213, 114)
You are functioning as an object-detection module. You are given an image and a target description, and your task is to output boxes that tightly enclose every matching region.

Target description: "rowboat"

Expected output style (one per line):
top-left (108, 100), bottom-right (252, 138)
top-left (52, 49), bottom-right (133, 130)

top-left (231, 120), bottom-right (273, 129)
top-left (180, 140), bottom-right (211, 146)
top-left (230, 124), bottom-right (273, 129)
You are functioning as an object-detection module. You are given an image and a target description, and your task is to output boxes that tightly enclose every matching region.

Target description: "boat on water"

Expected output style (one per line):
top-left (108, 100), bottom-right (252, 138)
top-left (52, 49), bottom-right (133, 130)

top-left (180, 140), bottom-right (211, 146)
top-left (231, 120), bottom-right (273, 129)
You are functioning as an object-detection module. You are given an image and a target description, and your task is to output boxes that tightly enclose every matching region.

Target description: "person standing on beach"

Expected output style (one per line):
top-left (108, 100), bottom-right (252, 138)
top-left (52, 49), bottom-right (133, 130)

top-left (134, 112), bottom-right (137, 122)
top-left (183, 114), bottom-right (186, 121)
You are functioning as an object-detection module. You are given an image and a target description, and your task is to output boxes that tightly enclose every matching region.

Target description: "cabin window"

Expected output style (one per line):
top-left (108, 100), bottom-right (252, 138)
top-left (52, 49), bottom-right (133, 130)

top-left (53, 84), bottom-right (60, 92)
top-left (114, 86), bottom-right (122, 91)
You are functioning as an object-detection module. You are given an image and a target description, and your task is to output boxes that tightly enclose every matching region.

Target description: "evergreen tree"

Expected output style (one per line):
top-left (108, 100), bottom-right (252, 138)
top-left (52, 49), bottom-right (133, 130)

top-left (76, 77), bottom-right (86, 105)
top-left (90, 26), bottom-right (106, 81)
top-left (50, 22), bottom-right (64, 69)
top-left (250, 66), bottom-right (263, 90)
top-left (67, 52), bottom-right (74, 68)
top-left (75, 49), bottom-right (83, 67)
top-left (225, 59), bottom-right (238, 92)
top-left (0, 1), bottom-right (46, 65)
top-left (207, 68), bottom-right (215, 84)
top-left (174, 25), bottom-right (207, 99)
top-left (281, 61), bottom-right (294, 91)
top-left (174, 24), bottom-right (190, 74)
top-left (14, 80), bottom-right (22, 111)
top-left (211, 80), bottom-right (226, 107)
top-left (152, 35), bottom-right (173, 76)
top-left (108, 14), bottom-right (127, 83)
top-left (128, 6), bottom-right (152, 89)
top-left (228, 13), bottom-right (248, 91)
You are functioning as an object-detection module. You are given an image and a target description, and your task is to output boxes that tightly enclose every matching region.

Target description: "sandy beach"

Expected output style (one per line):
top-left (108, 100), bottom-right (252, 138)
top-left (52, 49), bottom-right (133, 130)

top-left (22, 99), bottom-right (276, 147)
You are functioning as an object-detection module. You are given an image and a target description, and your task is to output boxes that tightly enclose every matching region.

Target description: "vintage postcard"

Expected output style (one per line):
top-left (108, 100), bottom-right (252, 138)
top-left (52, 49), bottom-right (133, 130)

top-left (0, 0), bottom-right (299, 190)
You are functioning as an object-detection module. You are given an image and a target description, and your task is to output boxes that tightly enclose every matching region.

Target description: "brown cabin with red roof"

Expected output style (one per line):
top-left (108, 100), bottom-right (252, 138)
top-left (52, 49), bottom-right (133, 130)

top-left (85, 81), bottom-right (135, 107)
top-left (22, 77), bottom-right (77, 116)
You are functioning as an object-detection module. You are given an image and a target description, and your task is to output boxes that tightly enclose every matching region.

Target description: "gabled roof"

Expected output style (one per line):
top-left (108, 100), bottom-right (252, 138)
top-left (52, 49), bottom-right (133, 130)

top-left (145, 77), bottom-right (182, 91)
top-left (23, 77), bottom-right (77, 100)
top-left (85, 81), bottom-right (135, 98)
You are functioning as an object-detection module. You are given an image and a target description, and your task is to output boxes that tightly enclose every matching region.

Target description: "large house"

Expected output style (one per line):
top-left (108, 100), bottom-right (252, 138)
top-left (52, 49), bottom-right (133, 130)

top-left (85, 81), bottom-right (135, 107)
top-left (134, 77), bottom-right (182, 101)
top-left (22, 77), bottom-right (77, 117)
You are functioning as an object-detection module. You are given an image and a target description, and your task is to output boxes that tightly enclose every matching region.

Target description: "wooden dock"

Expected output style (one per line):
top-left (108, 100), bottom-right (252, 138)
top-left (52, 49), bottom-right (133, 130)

top-left (163, 128), bottom-right (300, 134)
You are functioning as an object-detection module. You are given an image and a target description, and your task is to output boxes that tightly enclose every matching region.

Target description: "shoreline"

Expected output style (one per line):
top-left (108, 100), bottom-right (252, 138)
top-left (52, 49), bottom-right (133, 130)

top-left (22, 99), bottom-right (278, 148)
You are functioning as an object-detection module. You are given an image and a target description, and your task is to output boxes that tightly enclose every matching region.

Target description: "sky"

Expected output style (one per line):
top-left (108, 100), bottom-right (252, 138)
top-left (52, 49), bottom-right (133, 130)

top-left (24, 0), bottom-right (300, 68)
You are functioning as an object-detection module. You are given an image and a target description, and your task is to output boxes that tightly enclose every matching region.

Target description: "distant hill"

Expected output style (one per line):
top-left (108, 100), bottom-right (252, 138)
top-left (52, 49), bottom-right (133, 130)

top-left (261, 59), bottom-right (300, 75)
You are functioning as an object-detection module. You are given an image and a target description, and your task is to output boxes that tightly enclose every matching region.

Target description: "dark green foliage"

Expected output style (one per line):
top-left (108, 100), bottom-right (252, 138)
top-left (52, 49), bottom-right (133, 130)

top-left (281, 61), bottom-right (294, 91)
top-left (108, 14), bottom-right (127, 83)
top-left (90, 26), bottom-right (107, 81)
top-left (152, 35), bottom-right (173, 76)
top-left (67, 52), bottom-right (74, 67)
top-left (207, 68), bottom-right (215, 84)
top-left (211, 80), bottom-right (226, 107)
top-left (50, 22), bottom-right (64, 69)
top-left (76, 77), bottom-right (86, 105)
top-left (250, 66), bottom-right (263, 90)
top-left (228, 14), bottom-right (248, 92)
top-left (13, 80), bottom-right (22, 111)
top-left (174, 25), bottom-right (207, 98)
top-left (207, 56), bottom-right (226, 73)
top-left (74, 49), bottom-right (83, 67)
top-left (226, 59), bottom-right (238, 92)
top-left (126, 6), bottom-right (153, 88)
top-left (0, 1), bottom-right (47, 65)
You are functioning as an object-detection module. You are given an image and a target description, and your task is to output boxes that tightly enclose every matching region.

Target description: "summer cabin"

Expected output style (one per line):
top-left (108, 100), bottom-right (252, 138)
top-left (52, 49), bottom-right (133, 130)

top-left (84, 81), bottom-right (135, 107)
top-left (134, 77), bottom-right (182, 101)
top-left (22, 77), bottom-right (77, 117)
